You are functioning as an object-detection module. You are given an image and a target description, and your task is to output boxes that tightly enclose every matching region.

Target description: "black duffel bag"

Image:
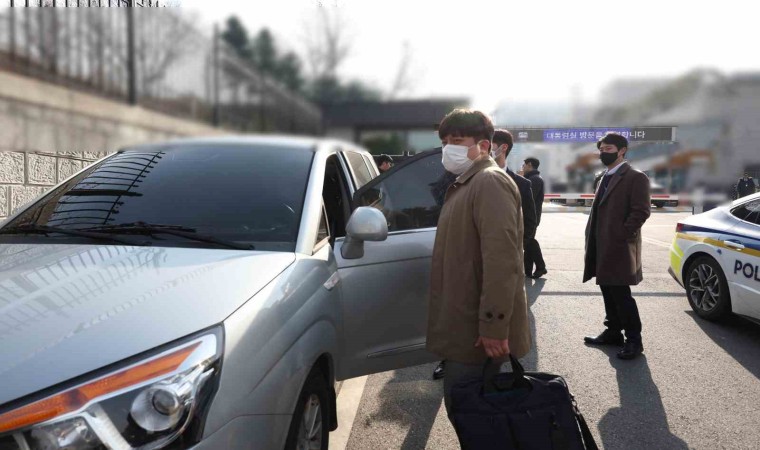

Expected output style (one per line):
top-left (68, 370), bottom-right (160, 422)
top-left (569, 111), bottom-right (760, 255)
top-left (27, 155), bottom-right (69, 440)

top-left (450, 356), bottom-right (598, 450)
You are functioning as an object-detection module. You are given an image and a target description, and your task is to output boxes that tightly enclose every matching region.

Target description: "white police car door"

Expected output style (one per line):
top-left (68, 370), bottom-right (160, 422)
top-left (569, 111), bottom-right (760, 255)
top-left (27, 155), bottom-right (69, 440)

top-left (719, 198), bottom-right (760, 320)
top-left (334, 149), bottom-right (454, 379)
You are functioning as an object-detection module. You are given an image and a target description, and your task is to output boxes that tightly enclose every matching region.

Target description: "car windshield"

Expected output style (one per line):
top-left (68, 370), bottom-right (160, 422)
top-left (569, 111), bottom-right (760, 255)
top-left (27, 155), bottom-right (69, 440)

top-left (0, 143), bottom-right (314, 252)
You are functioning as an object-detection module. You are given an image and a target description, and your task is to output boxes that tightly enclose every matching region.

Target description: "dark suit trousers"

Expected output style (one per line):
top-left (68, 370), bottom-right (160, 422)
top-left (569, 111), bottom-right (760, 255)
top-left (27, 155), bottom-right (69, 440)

top-left (524, 237), bottom-right (546, 273)
top-left (601, 285), bottom-right (642, 343)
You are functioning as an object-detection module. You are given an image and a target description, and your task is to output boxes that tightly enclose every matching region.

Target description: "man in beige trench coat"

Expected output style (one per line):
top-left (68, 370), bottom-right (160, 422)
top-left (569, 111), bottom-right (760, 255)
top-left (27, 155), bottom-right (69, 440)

top-left (426, 109), bottom-right (532, 421)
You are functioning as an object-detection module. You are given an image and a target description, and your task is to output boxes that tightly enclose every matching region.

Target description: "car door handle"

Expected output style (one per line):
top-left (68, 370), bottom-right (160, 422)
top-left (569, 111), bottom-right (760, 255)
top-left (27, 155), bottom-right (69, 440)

top-left (724, 240), bottom-right (745, 250)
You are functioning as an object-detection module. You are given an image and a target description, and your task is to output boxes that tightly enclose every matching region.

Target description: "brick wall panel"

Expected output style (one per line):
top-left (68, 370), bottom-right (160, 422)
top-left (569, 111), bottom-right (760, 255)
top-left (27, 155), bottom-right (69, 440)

top-left (0, 152), bottom-right (24, 183)
top-left (0, 185), bottom-right (8, 217)
top-left (58, 158), bottom-right (84, 182)
top-left (28, 154), bottom-right (57, 185)
top-left (10, 185), bottom-right (47, 214)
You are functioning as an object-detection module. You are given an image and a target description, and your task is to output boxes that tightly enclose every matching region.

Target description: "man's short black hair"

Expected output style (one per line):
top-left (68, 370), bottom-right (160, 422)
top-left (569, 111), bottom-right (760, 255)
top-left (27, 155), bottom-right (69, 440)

top-left (524, 157), bottom-right (540, 169)
top-left (377, 154), bottom-right (393, 165)
top-left (438, 109), bottom-right (494, 143)
top-left (492, 129), bottom-right (514, 154)
top-left (596, 132), bottom-right (629, 150)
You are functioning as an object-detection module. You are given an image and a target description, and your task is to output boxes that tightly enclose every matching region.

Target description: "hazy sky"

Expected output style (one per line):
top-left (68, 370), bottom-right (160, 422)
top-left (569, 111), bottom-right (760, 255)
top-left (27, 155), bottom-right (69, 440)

top-left (179, 0), bottom-right (756, 111)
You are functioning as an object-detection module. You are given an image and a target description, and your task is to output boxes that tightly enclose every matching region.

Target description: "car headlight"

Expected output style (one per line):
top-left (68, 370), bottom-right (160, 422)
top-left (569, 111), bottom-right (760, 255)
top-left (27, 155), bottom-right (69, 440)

top-left (0, 327), bottom-right (222, 450)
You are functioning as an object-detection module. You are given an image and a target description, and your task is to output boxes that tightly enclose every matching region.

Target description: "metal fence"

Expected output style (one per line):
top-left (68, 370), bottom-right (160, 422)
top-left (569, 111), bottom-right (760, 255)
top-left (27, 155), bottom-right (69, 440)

top-left (0, 4), bottom-right (323, 134)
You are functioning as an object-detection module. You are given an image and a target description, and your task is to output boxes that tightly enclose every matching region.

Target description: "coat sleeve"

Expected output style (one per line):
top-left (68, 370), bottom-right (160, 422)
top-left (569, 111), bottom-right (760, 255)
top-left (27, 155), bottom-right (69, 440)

top-left (529, 176), bottom-right (544, 223)
top-left (521, 182), bottom-right (538, 241)
top-left (473, 172), bottom-right (524, 340)
top-left (529, 177), bottom-right (541, 206)
top-left (624, 172), bottom-right (651, 237)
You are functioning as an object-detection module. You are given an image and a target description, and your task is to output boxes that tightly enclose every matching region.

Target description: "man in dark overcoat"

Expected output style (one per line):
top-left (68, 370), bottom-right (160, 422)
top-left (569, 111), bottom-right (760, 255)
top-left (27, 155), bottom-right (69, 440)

top-left (583, 133), bottom-right (651, 360)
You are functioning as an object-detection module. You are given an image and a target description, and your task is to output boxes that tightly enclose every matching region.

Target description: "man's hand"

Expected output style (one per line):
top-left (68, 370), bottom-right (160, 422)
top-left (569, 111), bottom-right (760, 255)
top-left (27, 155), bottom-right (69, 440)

top-left (475, 336), bottom-right (510, 358)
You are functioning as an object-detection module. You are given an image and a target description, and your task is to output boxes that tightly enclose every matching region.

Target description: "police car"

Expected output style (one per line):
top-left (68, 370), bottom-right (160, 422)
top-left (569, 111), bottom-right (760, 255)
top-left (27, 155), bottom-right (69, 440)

top-left (670, 192), bottom-right (760, 322)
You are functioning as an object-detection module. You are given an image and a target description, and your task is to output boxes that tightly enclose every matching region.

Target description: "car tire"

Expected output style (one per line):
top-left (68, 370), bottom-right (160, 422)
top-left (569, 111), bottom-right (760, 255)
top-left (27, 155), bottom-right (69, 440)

top-left (653, 201), bottom-right (665, 208)
top-left (284, 367), bottom-right (330, 450)
top-left (686, 256), bottom-right (731, 321)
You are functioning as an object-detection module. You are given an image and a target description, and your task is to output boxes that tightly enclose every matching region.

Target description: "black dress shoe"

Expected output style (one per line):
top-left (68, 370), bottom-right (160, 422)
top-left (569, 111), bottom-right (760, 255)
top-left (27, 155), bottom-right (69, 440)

top-left (617, 341), bottom-right (644, 360)
top-left (530, 268), bottom-right (547, 279)
top-left (584, 329), bottom-right (624, 346)
top-left (433, 360), bottom-right (445, 380)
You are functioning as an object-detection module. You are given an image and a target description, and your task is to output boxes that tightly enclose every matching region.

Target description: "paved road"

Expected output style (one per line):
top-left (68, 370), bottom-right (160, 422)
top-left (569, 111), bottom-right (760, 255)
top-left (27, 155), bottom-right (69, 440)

top-left (336, 212), bottom-right (760, 450)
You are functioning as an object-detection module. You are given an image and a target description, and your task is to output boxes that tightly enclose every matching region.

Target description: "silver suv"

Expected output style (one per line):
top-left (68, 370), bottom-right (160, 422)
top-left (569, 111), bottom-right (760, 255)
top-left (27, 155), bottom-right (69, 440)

top-left (0, 137), bottom-right (449, 450)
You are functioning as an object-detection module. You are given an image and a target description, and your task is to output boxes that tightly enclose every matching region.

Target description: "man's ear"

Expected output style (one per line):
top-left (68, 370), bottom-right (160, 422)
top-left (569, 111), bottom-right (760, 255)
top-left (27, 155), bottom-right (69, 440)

top-left (620, 147), bottom-right (628, 157)
top-left (479, 140), bottom-right (491, 152)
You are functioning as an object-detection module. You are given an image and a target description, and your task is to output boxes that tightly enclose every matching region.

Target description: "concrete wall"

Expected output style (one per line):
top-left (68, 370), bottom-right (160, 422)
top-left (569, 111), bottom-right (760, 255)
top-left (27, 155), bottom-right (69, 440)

top-left (0, 70), bottom-right (227, 221)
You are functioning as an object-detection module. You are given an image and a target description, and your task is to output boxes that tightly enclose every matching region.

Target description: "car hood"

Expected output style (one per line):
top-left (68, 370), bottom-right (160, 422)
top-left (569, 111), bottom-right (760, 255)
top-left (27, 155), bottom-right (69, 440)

top-left (0, 243), bottom-right (294, 406)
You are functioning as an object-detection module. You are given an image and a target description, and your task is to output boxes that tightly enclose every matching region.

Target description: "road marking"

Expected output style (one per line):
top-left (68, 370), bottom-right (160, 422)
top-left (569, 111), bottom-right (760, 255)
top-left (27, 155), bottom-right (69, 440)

top-left (329, 375), bottom-right (368, 450)
top-left (643, 236), bottom-right (672, 248)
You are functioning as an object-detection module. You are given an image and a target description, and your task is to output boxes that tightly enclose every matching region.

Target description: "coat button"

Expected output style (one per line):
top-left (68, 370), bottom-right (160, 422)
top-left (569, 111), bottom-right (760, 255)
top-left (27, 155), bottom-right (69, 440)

top-left (485, 312), bottom-right (493, 319)
top-left (498, 314), bottom-right (505, 320)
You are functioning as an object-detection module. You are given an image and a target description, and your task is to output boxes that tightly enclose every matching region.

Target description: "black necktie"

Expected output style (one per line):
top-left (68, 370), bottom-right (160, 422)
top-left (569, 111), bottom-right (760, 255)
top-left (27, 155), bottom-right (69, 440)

top-left (597, 174), bottom-right (612, 200)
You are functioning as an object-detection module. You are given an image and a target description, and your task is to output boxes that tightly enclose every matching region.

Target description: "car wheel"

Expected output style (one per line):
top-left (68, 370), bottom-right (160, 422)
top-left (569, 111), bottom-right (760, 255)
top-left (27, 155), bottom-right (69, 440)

top-left (284, 367), bottom-right (330, 450)
top-left (686, 256), bottom-right (731, 321)
top-left (653, 201), bottom-right (665, 208)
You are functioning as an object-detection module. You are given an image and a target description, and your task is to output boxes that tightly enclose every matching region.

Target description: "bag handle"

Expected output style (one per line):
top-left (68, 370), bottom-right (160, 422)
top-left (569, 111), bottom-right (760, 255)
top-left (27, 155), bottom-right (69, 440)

top-left (576, 410), bottom-right (599, 450)
top-left (483, 355), bottom-right (526, 393)
top-left (570, 396), bottom-right (599, 450)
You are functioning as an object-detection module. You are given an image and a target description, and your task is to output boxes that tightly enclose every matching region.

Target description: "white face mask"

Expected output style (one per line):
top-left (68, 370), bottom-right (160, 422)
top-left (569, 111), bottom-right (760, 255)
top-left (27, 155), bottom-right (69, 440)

top-left (442, 143), bottom-right (476, 174)
top-left (490, 145), bottom-right (506, 169)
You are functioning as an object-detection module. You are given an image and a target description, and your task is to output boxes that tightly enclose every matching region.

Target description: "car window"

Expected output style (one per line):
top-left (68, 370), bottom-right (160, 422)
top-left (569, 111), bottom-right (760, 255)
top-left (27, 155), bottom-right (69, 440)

top-left (354, 149), bottom-right (455, 232)
top-left (2, 144), bottom-right (314, 252)
top-left (345, 151), bottom-right (373, 189)
top-left (731, 199), bottom-right (760, 225)
top-left (322, 154), bottom-right (351, 240)
top-left (742, 200), bottom-right (760, 226)
top-left (317, 202), bottom-right (330, 244)
top-left (362, 154), bottom-right (379, 177)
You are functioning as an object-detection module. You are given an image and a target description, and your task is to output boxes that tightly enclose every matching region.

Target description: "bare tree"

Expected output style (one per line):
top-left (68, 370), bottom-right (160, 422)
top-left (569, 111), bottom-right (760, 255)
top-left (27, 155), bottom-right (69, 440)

top-left (302, 5), bottom-right (351, 80)
top-left (133, 9), bottom-right (197, 97)
top-left (387, 40), bottom-right (415, 100)
top-left (10, 7), bottom-right (198, 97)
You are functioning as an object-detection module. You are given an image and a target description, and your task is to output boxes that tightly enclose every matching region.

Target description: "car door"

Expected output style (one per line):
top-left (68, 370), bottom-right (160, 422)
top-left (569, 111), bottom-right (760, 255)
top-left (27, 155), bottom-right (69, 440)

top-left (718, 198), bottom-right (760, 320)
top-left (334, 149), bottom-right (455, 380)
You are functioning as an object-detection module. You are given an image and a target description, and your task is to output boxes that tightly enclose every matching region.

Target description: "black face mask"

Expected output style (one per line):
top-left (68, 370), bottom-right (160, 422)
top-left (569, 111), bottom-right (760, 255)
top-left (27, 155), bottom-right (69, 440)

top-left (600, 151), bottom-right (619, 166)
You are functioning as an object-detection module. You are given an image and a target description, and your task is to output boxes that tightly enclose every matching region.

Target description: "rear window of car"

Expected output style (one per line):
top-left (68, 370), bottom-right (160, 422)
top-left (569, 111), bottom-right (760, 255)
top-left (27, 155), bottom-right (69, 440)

top-left (731, 199), bottom-right (760, 226)
top-left (2, 144), bottom-right (314, 251)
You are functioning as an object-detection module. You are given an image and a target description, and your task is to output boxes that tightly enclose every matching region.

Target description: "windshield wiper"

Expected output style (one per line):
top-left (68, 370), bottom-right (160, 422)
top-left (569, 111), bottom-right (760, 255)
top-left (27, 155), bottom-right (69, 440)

top-left (83, 222), bottom-right (255, 251)
top-left (87, 222), bottom-right (196, 232)
top-left (0, 224), bottom-right (150, 246)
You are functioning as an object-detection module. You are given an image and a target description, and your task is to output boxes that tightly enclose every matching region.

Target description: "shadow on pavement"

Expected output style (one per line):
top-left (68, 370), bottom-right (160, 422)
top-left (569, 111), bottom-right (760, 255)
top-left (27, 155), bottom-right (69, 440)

top-left (687, 311), bottom-right (760, 381)
top-left (596, 353), bottom-right (689, 450)
top-left (524, 277), bottom-right (545, 372)
top-left (368, 363), bottom-right (443, 450)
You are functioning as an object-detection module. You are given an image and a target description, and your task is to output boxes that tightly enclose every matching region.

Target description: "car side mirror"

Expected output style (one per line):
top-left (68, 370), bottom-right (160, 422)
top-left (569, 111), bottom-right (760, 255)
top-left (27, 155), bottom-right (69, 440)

top-left (341, 207), bottom-right (388, 259)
